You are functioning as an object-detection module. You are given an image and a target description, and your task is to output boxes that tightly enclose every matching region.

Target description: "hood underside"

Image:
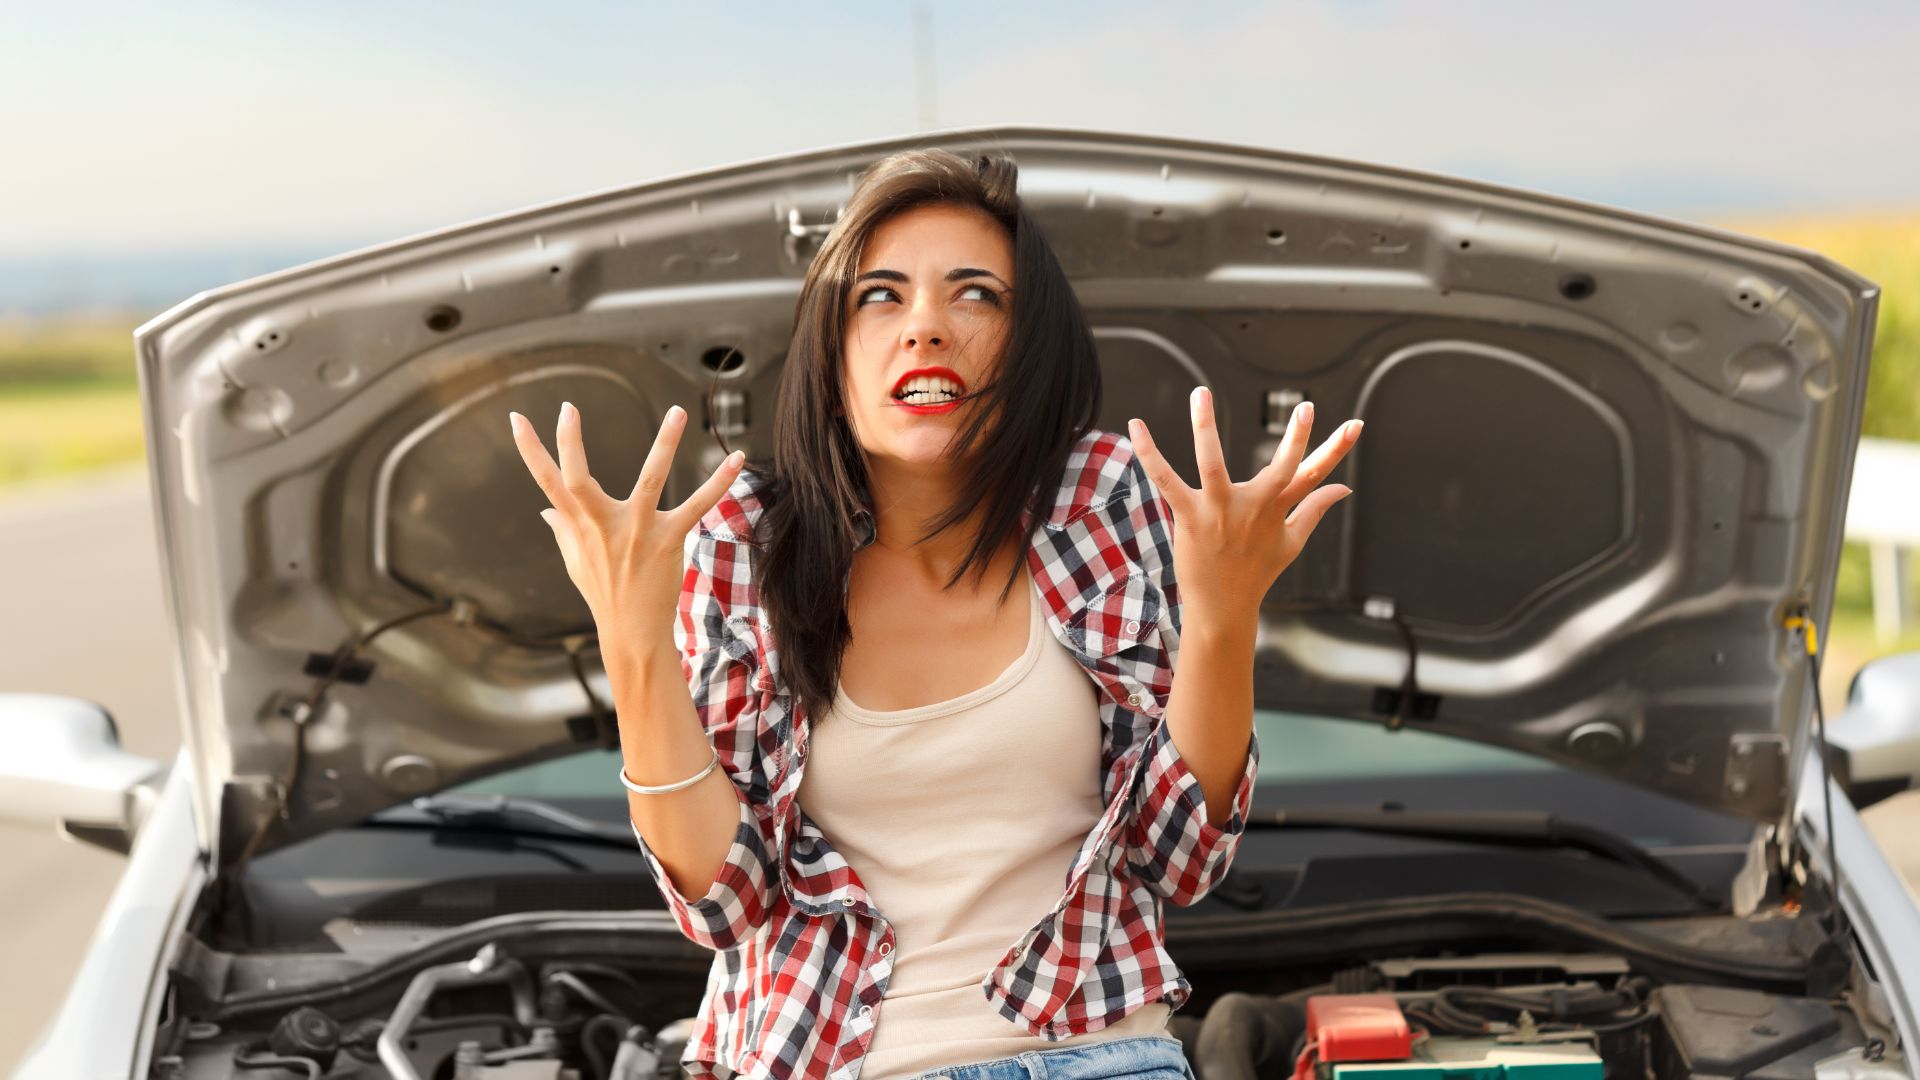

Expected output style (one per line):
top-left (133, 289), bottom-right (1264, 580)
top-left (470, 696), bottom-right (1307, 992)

top-left (133, 127), bottom-right (1877, 867)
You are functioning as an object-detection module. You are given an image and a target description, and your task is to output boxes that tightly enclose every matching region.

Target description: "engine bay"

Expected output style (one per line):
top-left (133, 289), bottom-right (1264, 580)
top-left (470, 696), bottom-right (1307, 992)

top-left (147, 897), bottom-right (1907, 1080)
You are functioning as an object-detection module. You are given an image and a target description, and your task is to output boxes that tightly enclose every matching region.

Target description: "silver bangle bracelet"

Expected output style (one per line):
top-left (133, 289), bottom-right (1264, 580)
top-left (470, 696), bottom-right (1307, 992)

top-left (619, 750), bottom-right (719, 795)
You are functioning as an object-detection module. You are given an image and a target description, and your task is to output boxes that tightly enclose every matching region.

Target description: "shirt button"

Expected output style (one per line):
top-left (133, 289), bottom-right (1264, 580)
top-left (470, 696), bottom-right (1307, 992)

top-left (1127, 691), bottom-right (1143, 706)
top-left (1124, 619), bottom-right (1141, 635)
top-left (878, 941), bottom-right (893, 957)
top-left (859, 1004), bottom-right (873, 1020)
top-left (842, 896), bottom-right (856, 906)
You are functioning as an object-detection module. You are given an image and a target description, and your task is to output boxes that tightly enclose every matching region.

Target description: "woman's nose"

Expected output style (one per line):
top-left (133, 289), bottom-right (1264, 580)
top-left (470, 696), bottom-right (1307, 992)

top-left (901, 298), bottom-right (950, 353)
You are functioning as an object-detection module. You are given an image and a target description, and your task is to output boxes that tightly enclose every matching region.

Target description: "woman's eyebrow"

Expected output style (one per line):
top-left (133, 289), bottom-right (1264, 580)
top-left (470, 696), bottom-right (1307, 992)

top-left (854, 267), bottom-right (1011, 288)
top-left (946, 267), bottom-right (1010, 288)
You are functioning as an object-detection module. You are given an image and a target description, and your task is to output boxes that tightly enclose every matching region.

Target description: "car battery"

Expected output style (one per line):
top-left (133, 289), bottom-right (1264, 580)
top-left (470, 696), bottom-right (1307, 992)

top-left (1328, 1038), bottom-right (1604, 1080)
top-left (1294, 994), bottom-right (1602, 1080)
top-left (1294, 994), bottom-right (1415, 1080)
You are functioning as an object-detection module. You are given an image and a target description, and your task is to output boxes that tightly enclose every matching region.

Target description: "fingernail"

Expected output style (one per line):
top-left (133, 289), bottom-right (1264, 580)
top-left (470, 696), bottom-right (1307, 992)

top-left (668, 404), bottom-right (685, 422)
top-left (1348, 419), bottom-right (1364, 437)
top-left (561, 401), bottom-right (575, 421)
top-left (508, 411), bottom-right (522, 431)
top-left (727, 450), bottom-right (744, 466)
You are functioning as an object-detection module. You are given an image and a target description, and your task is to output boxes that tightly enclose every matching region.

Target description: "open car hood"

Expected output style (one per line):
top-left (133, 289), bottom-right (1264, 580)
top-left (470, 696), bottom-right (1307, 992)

top-left (134, 128), bottom-right (1876, 869)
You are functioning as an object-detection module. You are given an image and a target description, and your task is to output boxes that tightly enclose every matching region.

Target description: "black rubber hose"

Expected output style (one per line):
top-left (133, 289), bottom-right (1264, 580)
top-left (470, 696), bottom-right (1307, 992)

top-left (1193, 992), bottom-right (1304, 1080)
top-left (1167, 893), bottom-right (1806, 992)
top-left (581, 1013), bottom-right (628, 1080)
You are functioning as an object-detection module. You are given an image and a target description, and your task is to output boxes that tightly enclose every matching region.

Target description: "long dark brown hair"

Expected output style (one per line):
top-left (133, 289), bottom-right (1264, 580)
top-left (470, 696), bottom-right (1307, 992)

top-left (730, 148), bottom-right (1103, 722)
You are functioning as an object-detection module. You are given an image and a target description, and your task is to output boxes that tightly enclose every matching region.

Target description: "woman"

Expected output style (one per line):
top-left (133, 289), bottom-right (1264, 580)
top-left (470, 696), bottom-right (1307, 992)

top-left (510, 149), bottom-right (1360, 1080)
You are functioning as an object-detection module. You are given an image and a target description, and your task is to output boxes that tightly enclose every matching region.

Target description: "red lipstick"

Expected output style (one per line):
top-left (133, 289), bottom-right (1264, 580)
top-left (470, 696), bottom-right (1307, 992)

top-left (889, 366), bottom-right (967, 415)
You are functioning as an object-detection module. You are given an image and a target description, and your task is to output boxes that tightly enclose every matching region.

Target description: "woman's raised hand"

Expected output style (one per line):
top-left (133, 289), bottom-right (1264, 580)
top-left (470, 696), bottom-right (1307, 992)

top-left (1127, 387), bottom-right (1360, 632)
top-left (510, 401), bottom-right (745, 654)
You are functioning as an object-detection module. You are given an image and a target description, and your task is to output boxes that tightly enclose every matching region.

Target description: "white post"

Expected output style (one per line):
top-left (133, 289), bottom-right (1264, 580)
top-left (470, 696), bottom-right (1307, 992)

top-left (1845, 439), bottom-right (1920, 645)
top-left (1869, 542), bottom-right (1913, 643)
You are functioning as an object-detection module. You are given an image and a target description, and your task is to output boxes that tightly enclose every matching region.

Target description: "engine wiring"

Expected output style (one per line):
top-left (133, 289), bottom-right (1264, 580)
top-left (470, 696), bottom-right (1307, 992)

top-left (1783, 608), bottom-right (1851, 950)
top-left (1399, 981), bottom-right (1655, 1038)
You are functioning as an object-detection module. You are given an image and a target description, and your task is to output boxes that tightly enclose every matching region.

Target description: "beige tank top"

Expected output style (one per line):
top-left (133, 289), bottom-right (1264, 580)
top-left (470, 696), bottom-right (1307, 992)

top-left (795, 564), bottom-right (1171, 1079)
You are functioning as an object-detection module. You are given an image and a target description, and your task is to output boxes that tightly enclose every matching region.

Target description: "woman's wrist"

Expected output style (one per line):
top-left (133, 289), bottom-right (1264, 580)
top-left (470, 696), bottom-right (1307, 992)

top-left (1179, 597), bottom-right (1258, 647)
top-left (601, 634), bottom-right (684, 697)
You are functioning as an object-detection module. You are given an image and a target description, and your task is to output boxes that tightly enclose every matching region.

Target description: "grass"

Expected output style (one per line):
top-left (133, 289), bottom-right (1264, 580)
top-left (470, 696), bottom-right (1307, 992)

top-left (0, 378), bottom-right (147, 489)
top-left (0, 317), bottom-right (140, 386)
top-left (0, 318), bottom-right (145, 497)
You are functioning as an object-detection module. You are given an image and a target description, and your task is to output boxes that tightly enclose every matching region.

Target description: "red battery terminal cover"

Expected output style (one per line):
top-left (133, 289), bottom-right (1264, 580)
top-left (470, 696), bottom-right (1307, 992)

top-left (1292, 994), bottom-right (1414, 1080)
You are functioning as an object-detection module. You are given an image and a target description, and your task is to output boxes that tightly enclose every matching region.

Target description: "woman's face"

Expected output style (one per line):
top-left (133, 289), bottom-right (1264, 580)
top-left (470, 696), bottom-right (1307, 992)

top-left (840, 202), bottom-right (1014, 470)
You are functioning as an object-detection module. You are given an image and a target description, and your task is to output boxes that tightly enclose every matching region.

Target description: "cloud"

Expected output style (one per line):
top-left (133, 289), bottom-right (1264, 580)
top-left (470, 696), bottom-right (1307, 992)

top-left (948, 1), bottom-right (1920, 213)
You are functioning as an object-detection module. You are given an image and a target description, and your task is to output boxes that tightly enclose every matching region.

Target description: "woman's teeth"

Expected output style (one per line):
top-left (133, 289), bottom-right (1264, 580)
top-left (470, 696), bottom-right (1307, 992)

top-left (895, 376), bottom-right (964, 404)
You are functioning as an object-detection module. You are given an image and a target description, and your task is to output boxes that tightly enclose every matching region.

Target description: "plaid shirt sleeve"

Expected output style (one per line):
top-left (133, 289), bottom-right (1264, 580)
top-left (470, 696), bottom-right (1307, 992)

top-left (1118, 449), bottom-right (1261, 907)
top-left (627, 517), bottom-right (781, 952)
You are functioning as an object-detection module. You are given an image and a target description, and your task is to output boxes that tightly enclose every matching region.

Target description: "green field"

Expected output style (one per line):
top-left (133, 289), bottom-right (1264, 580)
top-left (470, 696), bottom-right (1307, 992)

top-left (0, 320), bottom-right (143, 489)
top-left (4, 212), bottom-right (1916, 698)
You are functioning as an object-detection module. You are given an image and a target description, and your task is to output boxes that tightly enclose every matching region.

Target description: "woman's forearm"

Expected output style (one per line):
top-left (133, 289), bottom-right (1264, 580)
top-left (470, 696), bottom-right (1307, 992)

top-left (607, 638), bottom-right (745, 901)
top-left (1160, 604), bottom-right (1256, 830)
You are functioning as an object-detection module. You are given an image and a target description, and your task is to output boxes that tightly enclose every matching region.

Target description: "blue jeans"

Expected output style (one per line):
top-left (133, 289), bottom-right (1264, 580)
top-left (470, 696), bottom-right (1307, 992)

top-left (899, 1035), bottom-right (1196, 1080)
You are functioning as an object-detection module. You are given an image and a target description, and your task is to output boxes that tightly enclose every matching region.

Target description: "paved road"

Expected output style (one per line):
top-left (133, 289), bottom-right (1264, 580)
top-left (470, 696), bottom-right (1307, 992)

top-left (2, 466), bottom-right (1918, 1073)
top-left (0, 466), bottom-right (186, 1073)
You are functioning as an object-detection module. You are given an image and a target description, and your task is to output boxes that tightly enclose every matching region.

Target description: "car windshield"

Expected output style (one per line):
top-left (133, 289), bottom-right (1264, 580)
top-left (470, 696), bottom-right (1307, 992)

top-left (448, 708), bottom-right (1558, 809)
top-left (242, 708), bottom-right (1746, 946)
top-left (438, 707), bottom-right (1751, 867)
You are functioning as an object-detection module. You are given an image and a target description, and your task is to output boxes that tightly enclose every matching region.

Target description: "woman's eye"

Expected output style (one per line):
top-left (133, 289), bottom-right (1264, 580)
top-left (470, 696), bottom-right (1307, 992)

top-left (857, 285), bottom-right (898, 306)
top-left (959, 285), bottom-right (999, 304)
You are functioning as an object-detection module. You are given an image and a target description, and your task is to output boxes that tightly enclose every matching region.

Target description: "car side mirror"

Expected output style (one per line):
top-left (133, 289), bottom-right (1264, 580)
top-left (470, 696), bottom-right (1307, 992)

top-left (0, 693), bottom-right (166, 854)
top-left (1826, 652), bottom-right (1920, 810)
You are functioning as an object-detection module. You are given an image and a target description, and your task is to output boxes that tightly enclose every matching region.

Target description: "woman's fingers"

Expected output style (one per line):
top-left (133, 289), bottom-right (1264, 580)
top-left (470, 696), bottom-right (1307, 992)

top-left (670, 449), bottom-right (747, 533)
top-left (1190, 386), bottom-right (1230, 492)
top-left (1126, 417), bottom-right (1194, 514)
top-left (1277, 419), bottom-right (1363, 507)
top-left (510, 410), bottom-right (576, 513)
top-left (629, 405), bottom-right (689, 510)
top-left (1284, 483), bottom-right (1354, 539)
top-left (556, 401), bottom-right (611, 507)
top-left (1263, 400), bottom-right (1315, 487)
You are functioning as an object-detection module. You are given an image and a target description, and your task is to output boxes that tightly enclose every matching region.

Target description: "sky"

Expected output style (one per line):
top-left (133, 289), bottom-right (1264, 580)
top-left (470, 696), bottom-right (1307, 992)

top-left (3, 0), bottom-right (1918, 295)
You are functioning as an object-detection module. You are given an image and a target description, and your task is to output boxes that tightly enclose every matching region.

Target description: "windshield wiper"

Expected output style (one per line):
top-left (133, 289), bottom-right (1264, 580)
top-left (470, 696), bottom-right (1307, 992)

top-left (1245, 807), bottom-right (1721, 910)
top-left (378, 800), bottom-right (1715, 910)
top-left (368, 792), bottom-right (638, 852)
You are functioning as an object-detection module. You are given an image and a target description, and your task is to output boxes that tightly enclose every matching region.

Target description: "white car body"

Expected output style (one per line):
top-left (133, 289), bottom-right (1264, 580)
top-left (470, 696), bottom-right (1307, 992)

top-left (7, 128), bottom-right (1920, 1079)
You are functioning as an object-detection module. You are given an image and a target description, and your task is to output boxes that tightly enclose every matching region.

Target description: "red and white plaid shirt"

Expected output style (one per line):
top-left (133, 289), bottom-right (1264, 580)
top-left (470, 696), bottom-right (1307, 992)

top-left (628, 429), bottom-right (1259, 1080)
